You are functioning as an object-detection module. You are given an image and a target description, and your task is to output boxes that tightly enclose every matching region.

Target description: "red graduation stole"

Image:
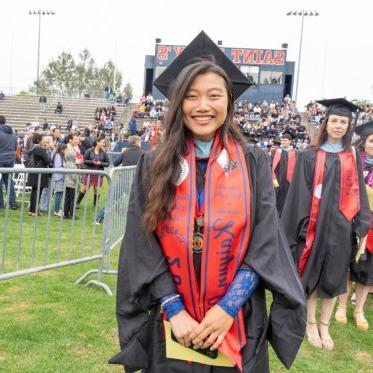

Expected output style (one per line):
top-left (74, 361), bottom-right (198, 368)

top-left (298, 149), bottom-right (360, 276)
top-left (272, 149), bottom-right (296, 183)
top-left (157, 135), bottom-right (251, 370)
top-left (151, 123), bottom-right (159, 148)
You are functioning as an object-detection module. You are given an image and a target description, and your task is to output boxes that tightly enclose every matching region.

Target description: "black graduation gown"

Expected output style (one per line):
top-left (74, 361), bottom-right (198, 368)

top-left (281, 148), bottom-right (371, 298)
top-left (350, 162), bottom-right (373, 286)
top-left (350, 250), bottom-right (373, 285)
top-left (273, 150), bottom-right (296, 216)
top-left (110, 144), bottom-right (306, 373)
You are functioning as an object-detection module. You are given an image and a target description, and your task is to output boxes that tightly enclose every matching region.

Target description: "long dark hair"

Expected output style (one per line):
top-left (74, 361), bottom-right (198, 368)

top-left (355, 133), bottom-right (373, 153)
top-left (143, 60), bottom-right (243, 232)
top-left (311, 115), bottom-right (353, 150)
top-left (92, 137), bottom-right (105, 150)
top-left (53, 143), bottom-right (67, 163)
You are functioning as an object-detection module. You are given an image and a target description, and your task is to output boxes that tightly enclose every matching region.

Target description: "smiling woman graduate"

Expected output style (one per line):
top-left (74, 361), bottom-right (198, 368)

top-left (109, 31), bottom-right (306, 373)
top-left (281, 98), bottom-right (371, 351)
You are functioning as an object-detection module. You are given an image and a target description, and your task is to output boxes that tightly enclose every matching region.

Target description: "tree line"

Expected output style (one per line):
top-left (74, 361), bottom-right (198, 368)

top-left (32, 49), bottom-right (133, 99)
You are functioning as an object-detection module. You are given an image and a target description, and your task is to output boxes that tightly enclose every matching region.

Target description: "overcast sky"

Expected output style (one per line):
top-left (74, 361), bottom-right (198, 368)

top-left (1, 0), bottom-right (372, 108)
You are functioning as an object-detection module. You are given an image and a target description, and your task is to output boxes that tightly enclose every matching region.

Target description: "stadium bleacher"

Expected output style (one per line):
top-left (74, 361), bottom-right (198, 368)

top-left (0, 95), bottom-right (130, 132)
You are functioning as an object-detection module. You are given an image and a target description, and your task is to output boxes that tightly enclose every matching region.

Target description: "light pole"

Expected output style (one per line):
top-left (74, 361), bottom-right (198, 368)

top-left (286, 10), bottom-right (319, 105)
top-left (29, 10), bottom-right (56, 82)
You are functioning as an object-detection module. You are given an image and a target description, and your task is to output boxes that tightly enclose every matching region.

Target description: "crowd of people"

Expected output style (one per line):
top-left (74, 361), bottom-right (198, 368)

top-left (0, 98), bottom-right (147, 222)
top-left (17, 125), bottom-right (108, 218)
top-left (306, 99), bottom-right (373, 126)
top-left (235, 97), bottom-right (310, 150)
top-left (93, 104), bottom-right (117, 134)
top-left (132, 93), bottom-right (167, 120)
top-left (103, 85), bottom-right (131, 105)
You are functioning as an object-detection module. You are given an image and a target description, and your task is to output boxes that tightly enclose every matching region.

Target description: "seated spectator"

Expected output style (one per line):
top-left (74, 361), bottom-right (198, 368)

top-left (116, 94), bottom-right (123, 103)
top-left (94, 107), bottom-right (100, 122)
top-left (149, 107), bottom-right (157, 119)
top-left (99, 112), bottom-right (106, 124)
top-left (0, 91), bottom-right (5, 100)
top-left (104, 118), bottom-right (113, 131)
top-left (54, 102), bottom-right (63, 114)
top-left (109, 105), bottom-right (116, 117)
top-left (129, 118), bottom-right (137, 135)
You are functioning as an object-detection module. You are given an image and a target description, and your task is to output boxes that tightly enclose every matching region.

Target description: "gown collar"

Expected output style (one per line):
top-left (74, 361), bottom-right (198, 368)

top-left (320, 141), bottom-right (343, 153)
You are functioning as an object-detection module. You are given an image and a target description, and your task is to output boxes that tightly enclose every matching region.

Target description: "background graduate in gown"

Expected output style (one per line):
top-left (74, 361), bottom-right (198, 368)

top-left (110, 31), bottom-right (306, 373)
top-left (271, 130), bottom-right (297, 216)
top-left (335, 120), bottom-right (373, 332)
top-left (281, 98), bottom-right (371, 351)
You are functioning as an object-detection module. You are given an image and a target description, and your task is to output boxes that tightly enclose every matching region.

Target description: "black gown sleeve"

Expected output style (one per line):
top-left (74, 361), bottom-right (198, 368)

top-left (241, 146), bottom-right (306, 369)
top-left (111, 153), bottom-right (176, 370)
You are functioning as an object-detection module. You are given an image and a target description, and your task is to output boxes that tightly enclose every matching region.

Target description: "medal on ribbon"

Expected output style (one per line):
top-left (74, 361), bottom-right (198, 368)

top-left (192, 229), bottom-right (203, 254)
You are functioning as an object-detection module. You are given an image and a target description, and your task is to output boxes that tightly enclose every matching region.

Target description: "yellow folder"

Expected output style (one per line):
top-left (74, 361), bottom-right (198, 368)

top-left (366, 185), bottom-right (373, 211)
top-left (163, 320), bottom-right (234, 367)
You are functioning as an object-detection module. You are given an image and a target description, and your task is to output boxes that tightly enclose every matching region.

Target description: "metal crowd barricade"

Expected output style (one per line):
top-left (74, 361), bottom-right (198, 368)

top-left (0, 167), bottom-right (109, 282)
top-left (75, 166), bottom-right (136, 295)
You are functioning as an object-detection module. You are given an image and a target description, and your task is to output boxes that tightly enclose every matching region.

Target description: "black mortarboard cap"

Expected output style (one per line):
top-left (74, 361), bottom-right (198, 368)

top-left (273, 137), bottom-right (281, 146)
top-left (355, 121), bottom-right (373, 137)
top-left (316, 98), bottom-right (360, 120)
top-left (154, 31), bottom-right (252, 100)
top-left (281, 130), bottom-right (295, 140)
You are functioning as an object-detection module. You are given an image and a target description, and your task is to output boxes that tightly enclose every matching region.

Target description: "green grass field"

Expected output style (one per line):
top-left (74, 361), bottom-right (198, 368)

top-left (0, 192), bottom-right (372, 372)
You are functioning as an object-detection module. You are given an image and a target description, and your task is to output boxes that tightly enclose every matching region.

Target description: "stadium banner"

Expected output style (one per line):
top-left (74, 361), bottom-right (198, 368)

top-left (155, 44), bottom-right (286, 66)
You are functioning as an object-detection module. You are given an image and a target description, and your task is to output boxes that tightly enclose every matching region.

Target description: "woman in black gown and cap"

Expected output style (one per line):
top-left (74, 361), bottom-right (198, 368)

top-left (335, 120), bottom-right (373, 332)
top-left (281, 98), bottom-right (371, 351)
top-left (110, 31), bottom-right (306, 373)
top-left (272, 130), bottom-right (297, 216)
